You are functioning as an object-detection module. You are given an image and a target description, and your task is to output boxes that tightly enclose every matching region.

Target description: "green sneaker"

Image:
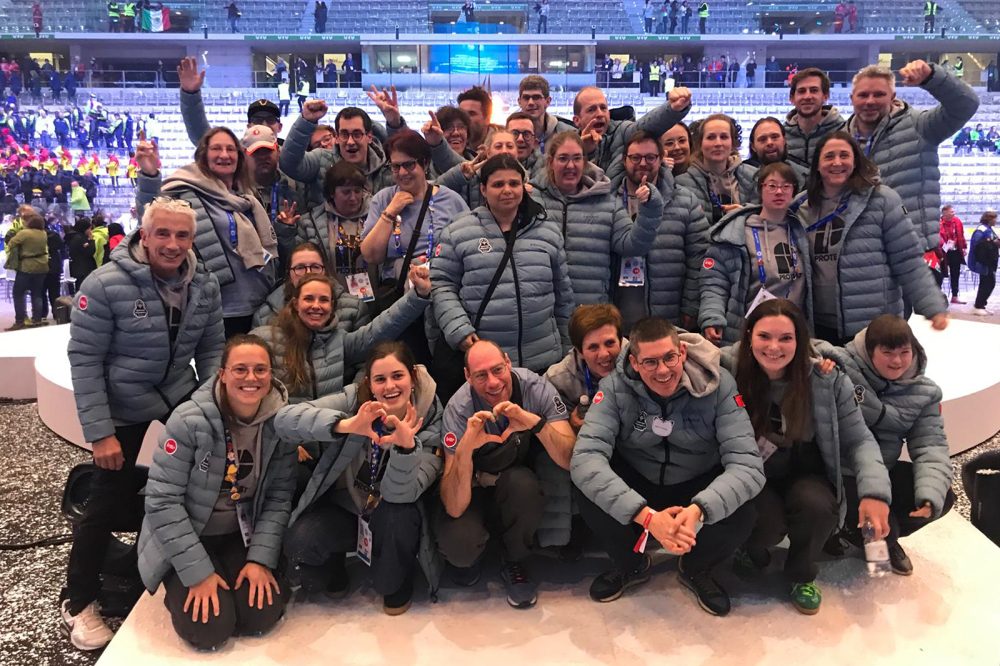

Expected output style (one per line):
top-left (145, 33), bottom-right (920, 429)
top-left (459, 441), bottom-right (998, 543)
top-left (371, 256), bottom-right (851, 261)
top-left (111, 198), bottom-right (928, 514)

top-left (791, 581), bottom-right (822, 615)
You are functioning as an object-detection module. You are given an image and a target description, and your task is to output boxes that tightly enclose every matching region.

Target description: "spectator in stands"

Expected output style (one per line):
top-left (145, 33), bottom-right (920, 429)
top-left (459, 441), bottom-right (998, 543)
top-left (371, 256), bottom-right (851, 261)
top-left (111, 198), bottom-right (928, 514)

top-left (136, 131), bottom-right (279, 338)
top-left (764, 56), bottom-right (780, 88)
top-left (680, 0), bottom-right (691, 32)
top-left (644, 0), bottom-right (656, 33)
top-left (536, 0), bottom-right (549, 34)
top-left (745, 117), bottom-right (808, 185)
top-left (604, 130), bottom-right (707, 331)
top-left (571, 84), bottom-right (691, 174)
top-left (724, 299), bottom-right (890, 615)
top-left (277, 339), bottom-right (443, 614)
top-left (4, 206), bottom-right (49, 330)
top-left (40, 216), bottom-right (65, 320)
top-left (937, 205), bottom-right (966, 304)
top-left (437, 339), bottom-right (575, 608)
top-left (833, 1), bottom-right (847, 33)
top-left (64, 70), bottom-right (77, 103)
top-left (532, 131), bottom-right (663, 305)
top-left (32, 2), bottom-right (43, 37)
top-left (572, 317), bottom-right (763, 614)
top-left (796, 131), bottom-right (947, 344)
top-left (922, 0), bottom-right (938, 33)
top-left (296, 78), bottom-right (311, 113)
top-left (138, 334), bottom-right (291, 652)
top-left (107, 1), bottom-right (121, 32)
top-left (660, 121), bottom-right (691, 175)
top-left (668, 0), bottom-right (679, 33)
top-left (968, 210), bottom-right (999, 316)
top-left (431, 152), bottom-right (573, 388)
top-left (277, 80), bottom-right (291, 117)
top-left (226, 1), bottom-right (240, 33)
top-left (677, 113), bottom-right (758, 227)
top-left (697, 1), bottom-right (708, 34)
top-left (63, 197), bottom-right (223, 651)
top-left (988, 61), bottom-right (998, 93)
top-left (816, 313), bottom-right (955, 576)
top-left (282, 100), bottom-right (395, 209)
top-left (952, 127), bottom-right (973, 155)
top-left (314, 0), bottom-right (327, 33)
top-left (853, 60), bottom-right (978, 255)
top-left (846, 0), bottom-right (857, 31)
top-left (456, 86), bottom-right (492, 150)
top-left (517, 75), bottom-right (575, 154)
top-left (699, 162), bottom-right (811, 345)
top-left (66, 217), bottom-right (96, 289)
top-left (745, 55), bottom-right (757, 87)
top-left (544, 304), bottom-right (623, 429)
top-left (783, 68), bottom-right (846, 170)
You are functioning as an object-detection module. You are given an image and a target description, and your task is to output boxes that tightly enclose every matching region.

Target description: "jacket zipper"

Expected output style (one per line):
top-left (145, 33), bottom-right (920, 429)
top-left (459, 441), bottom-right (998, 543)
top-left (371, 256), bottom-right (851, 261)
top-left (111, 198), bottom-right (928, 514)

top-left (510, 251), bottom-right (524, 366)
top-left (658, 402), bottom-right (670, 485)
top-left (308, 331), bottom-right (319, 399)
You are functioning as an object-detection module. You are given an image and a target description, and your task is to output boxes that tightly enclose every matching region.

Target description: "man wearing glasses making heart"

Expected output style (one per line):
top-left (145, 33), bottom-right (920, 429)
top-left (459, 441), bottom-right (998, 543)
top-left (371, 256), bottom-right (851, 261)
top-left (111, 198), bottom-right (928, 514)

top-left (571, 317), bottom-right (764, 617)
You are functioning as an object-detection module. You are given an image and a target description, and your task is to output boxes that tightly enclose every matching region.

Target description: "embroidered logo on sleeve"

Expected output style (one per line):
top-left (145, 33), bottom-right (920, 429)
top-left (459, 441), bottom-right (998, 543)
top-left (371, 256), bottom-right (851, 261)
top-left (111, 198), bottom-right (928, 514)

top-left (734, 394), bottom-right (746, 408)
top-left (164, 438), bottom-right (178, 455)
top-left (553, 396), bottom-right (567, 415)
top-left (854, 384), bottom-right (866, 405)
top-left (702, 257), bottom-right (716, 270)
top-left (593, 390), bottom-right (605, 405)
top-left (443, 432), bottom-right (458, 449)
top-left (78, 295), bottom-right (88, 310)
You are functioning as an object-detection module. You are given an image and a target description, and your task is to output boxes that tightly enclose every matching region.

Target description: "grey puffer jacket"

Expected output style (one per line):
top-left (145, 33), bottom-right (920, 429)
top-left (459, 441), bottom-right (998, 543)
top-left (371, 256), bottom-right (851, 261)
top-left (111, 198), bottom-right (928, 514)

top-left (69, 233), bottom-right (225, 443)
top-left (251, 279), bottom-right (369, 332)
top-left (294, 199), bottom-right (370, 271)
top-left (274, 368), bottom-right (444, 593)
top-left (250, 289), bottom-right (429, 402)
top-left (436, 163), bottom-right (485, 211)
top-left (790, 185), bottom-right (946, 339)
top-left (138, 380), bottom-right (296, 591)
top-left (430, 206), bottom-right (574, 372)
top-left (279, 116), bottom-right (395, 207)
top-left (676, 158), bottom-right (759, 227)
top-left (531, 163), bottom-right (664, 304)
top-left (845, 64), bottom-right (979, 250)
top-left (783, 105), bottom-right (846, 168)
top-left (815, 331), bottom-right (952, 517)
top-left (571, 334), bottom-right (765, 525)
top-left (699, 204), bottom-right (813, 344)
top-left (590, 100), bottom-right (690, 173)
top-left (719, 343), bottom-right (892, 526)
top-left (605, 163), bottom-right (710, 324)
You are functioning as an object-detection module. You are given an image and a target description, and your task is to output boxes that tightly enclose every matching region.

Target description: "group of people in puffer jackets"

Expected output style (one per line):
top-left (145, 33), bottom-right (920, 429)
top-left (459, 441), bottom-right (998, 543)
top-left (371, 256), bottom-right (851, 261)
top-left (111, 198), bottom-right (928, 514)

top-left (57, 55), bottom-right (979, 652)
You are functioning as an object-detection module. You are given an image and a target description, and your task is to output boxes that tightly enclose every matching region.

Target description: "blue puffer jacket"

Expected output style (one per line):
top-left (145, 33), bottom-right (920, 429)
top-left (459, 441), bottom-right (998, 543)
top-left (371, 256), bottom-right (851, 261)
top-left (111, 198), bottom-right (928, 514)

top-left (589, 100), bottom-right (690, 174)
top-left (430, 206), bottom-right (574, 372)
top-left (814, 332), bottom-right (952, 517)
top-left (250, 289), bottom-right (429, 401)
top-left (69, 233), bottom-right (225, 443)
top-left (273, 369), bottom-right (444, 593)
top-left (531, 163), bottom-right (663, 304)
top-left (698, 204), bottom-right (813, 345)
top-left (605, 163), bottom-right (710, 324)
top-left (790, 185), bottom-right (946, 339)
top-left (783, 105), bottom-right (846, 168)
top-left (720, 343), bottom-right (892, 526)
top-left (138, 380), bottom-right (296, 591)
top-left (571, 334), bottom-right (766, 525)
top-left (294, 199), bottom-right (370, 271)
top-left (252, 280), bottom-right (369, 332)
top-left (845, 64), bottom-right (979, 250)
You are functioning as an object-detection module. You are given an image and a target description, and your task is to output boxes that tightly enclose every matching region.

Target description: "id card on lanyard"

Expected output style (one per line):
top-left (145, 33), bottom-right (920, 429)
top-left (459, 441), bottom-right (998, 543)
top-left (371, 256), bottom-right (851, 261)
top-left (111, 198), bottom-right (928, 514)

top-left (805, 195), bottom-right (850, 233)
top-left (227, 212), bottom-right (238, 248)
top-left (356, 423), bottom-right (385, 567)
top-left (223, 427), bottom-right (254, 547)
top-left (269, 182), bottom-right (279, 224)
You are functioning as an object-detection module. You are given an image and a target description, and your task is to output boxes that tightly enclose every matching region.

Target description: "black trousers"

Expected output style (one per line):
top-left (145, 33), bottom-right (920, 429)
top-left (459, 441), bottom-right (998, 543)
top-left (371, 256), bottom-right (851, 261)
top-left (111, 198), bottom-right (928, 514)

top-left (163, 532), bottom-right (287, 651)
top-left (944, 249), bottom-right (964, 297)
top-left (434, 465), bottom-right (544, 566)
top-left (13, 271), bottom-right (46, 322)
top-left (576, 454), bottom-right (756, 574)
top-left (40, 271), bottom-right (61, 318)
top-left (747, 474), bottom-right (839, 583)
top-left (65, 422), bottom-right (149, 614)
top-left (284, 499), bottom-right (421, 597)
top-left (843, 461), bottom-right (955, 543)
top-left (975, 272), bottom-right (996, 309)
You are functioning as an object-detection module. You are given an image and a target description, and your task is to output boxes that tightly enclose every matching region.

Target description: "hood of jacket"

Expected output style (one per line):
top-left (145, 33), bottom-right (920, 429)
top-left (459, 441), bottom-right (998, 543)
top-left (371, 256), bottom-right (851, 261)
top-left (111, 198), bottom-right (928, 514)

top-left (337, 141), bottom-right (389, 179)
top-left (121, 228), bottom-right (198, 287)
top-left (616, 332), bottom-right (722, 401)
top-left (784, 105), bottom-right (845, 132)
top-left (848, 327), bottom-right (926, 386)
top-left (533, 161), bottom-right (613, 201)
top-left (212, 374), bottom-right (289, 427)
top-left (411, 364), bottom-right (438, 421)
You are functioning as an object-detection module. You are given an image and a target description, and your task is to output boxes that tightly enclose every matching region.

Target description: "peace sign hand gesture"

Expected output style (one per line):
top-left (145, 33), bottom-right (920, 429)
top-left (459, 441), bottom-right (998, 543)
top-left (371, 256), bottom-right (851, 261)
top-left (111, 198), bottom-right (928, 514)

top-left (367, 84), bottom-right (402, 127)
top-left (421, 110), bottom-right (445, 147)
top-left (276, 200), bottom-right (300, 226)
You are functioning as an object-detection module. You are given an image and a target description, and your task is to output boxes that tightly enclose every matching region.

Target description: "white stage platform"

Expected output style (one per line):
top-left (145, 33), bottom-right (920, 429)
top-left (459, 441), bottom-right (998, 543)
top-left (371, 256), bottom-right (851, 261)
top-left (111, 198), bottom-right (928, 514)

top-left (95, 512), bottom-right (1000, 666)
top-left (6, 318), bottom-right (998, 456)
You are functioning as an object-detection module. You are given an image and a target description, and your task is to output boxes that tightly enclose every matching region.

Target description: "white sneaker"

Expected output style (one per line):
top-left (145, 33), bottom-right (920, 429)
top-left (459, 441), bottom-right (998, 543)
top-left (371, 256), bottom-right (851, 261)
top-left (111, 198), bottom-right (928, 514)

top-left (61, 600), bottom-right (114, 651)
top-left (972, 308), bottom-right (993, 316)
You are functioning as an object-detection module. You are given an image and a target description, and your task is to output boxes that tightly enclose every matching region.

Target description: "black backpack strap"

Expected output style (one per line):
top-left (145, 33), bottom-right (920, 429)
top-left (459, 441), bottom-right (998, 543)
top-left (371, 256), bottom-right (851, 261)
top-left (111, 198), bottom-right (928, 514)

top-left (393, 184), bottom-right (434, 297)
top-left (473, 222), bottom-right (518, 329)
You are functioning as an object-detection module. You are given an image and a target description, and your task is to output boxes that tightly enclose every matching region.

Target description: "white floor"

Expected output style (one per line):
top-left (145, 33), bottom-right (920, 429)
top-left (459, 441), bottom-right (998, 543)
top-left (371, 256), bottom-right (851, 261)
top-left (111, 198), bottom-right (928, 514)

top-left (97, 512), bottom-right (1000, 666)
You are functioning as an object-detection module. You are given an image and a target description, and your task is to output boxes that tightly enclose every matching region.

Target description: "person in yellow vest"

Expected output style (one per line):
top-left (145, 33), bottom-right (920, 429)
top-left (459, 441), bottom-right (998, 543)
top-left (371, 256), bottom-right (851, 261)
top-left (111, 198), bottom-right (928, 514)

top-left (45, 158), bottom-right (58, 175)
top-left (923, 0), bottom-right (938, 33)
top-left (127, 155), bottom-right (138, 187)
top-left (70, 180), bottom-right (91, 213)
top-left (698, 1), bottom-right (709, 33)
top-left (60, 149), bottom-right (72, 170)
top-left (107, 1), bottom-right (121, 32)
top-left (122, 1), bottom-right (136, 32)
top-left (106, 154), bottom-right (120, 189)
top-left (649, 60), bottom-right (661, 97)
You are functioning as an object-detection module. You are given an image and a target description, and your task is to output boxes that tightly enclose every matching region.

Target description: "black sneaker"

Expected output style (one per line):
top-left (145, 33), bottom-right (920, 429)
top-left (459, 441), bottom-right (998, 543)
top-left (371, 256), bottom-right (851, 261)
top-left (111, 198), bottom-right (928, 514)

top-left (732, 545), bottom-right (770, 579)
top-left (324, 553), bottom-right (349, 600)
top-left (589, 554), bottom-right (652, 602)
top-left (383, 571), bottom-right (414, 616)
top-left (678, 560), bottom-right (731, 616)
top-left (449, 560), bottom-right (482, 587)
top-left (500, 560), bottom-right (537, 609)
top-left (888, 540), bottom-right (913, 576)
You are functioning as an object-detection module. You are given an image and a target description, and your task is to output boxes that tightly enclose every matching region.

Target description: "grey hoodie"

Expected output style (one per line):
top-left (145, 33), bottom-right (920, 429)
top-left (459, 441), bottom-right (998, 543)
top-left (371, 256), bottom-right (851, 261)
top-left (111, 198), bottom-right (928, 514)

top-left (783, 105), bottom-right (846, 168)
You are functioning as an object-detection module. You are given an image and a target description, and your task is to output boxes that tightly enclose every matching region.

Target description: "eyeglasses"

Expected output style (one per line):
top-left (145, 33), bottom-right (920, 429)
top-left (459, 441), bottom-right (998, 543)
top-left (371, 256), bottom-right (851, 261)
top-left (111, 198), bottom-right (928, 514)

top-left (509, 129), bottom-right (535, 140)
top-left (762, 182), bottom-right (795, 193)
top-left (337, 130), bottom-right (367, 142)
top-left (290, 263), bottom-right (325, 275)
top-left (227, 364), bottom-right (272, 379)
top-left (519, 93), bottom-right (545, 103)
top-left (390, 159), bottom-right (420, 173)
top-left (554, 155), bottom-right (584, 165)
top-left (626, 154), bottom-right (661, 164)
top-left (470, 363), bottom-right (507, 383)
top-left (151, 195), bottom-right (192, 207)
top-left (636, 352), bottom-right (682, 371)
top-left (442, 124), bottom-right (468, 134)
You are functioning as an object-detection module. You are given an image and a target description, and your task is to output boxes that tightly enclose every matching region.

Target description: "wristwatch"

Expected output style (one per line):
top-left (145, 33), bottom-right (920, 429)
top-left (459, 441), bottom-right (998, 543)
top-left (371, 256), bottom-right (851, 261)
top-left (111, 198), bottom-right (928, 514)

top-left (529, 414), bottom-right (547, 435)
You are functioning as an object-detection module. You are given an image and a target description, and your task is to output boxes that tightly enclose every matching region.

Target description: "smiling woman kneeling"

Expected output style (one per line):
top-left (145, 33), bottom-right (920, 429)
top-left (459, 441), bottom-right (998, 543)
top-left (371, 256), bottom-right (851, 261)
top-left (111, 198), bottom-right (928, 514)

top-left (137, 335), bottom-right (296, 651)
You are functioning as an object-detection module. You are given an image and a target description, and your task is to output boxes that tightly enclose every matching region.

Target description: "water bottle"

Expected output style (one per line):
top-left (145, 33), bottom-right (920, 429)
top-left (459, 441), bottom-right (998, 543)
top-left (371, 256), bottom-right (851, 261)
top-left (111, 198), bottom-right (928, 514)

top-left (577, 395), bottom-right (591, 417)
top-left (862, 519), bottom-right (891, 577)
